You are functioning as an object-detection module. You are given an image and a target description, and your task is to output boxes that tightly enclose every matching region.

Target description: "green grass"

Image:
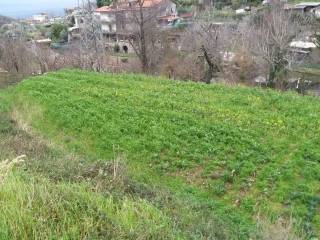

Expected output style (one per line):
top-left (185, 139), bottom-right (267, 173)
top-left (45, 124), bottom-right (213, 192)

top-left (294, 67), bottom-right (320, 75)
top-left (1, 69), bottom-right (320, 239)
top-left (0, 172), bottom-right (177, 239)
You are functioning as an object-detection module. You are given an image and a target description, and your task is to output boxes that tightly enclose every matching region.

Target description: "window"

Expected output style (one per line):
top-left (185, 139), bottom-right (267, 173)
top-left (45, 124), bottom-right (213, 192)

top-left (123, 45), bottom-right (128, 53)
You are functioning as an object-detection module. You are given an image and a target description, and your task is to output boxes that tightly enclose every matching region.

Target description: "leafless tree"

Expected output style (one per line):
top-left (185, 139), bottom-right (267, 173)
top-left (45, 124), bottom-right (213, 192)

top-left (182, 19), bottom-right (234, 84)
top-left (127, 0), bottom-right (170, 73)
top-left (243, 3), bottom-right (305, 88)
top-left (31, 44), bottom-right (53, 74)
top-left (0, 36), bottom-right (35, 74)
top-left (0, 35), bottom-right (82, 75)
top-left (79, 0), bottom-right (106, 72)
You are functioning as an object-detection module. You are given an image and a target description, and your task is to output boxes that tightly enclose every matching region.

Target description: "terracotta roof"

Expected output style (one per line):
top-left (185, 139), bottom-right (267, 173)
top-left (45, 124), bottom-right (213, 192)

top-left (178, 12), bottom-right (193, 19)
top-left (158, 15), bottom-right (179, 20)
top-left (95, 6), bottom-right (113, 12)
top-left (142, 0), bottom-right (162, 7)
top-left (95, 0), bottom-right (163, 13)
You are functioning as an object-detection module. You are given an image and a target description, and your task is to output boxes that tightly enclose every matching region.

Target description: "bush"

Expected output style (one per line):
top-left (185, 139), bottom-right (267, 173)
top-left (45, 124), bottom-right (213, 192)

top-left (97, 0), bottom-right (112, 7)
top-left (231, 48), bottom-right (257, 84)
top-left (231, 0), bottom-right (241, 9)
top-left (215, 1), bottom-right (224, 10)
top-left (51, 24), bottom-right (67, 42)
top-left (59, 29), bottom-right (68, 43)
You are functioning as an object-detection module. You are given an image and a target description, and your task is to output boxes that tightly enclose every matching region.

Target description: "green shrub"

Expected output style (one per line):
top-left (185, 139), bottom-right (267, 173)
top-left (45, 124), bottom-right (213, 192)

top-left (51, 24), bottom-right (67, 43)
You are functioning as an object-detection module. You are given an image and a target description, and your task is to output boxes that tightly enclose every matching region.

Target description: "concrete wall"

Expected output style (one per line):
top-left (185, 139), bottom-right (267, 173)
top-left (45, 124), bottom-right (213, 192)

top-left (100, 13), bottom-right (116, 22)
top-left (101, 23), bottom-right (117, 33)
top-left (33, 14), bottom-right (48, 22)
top-left (98, 12), bottom-right (117, 33)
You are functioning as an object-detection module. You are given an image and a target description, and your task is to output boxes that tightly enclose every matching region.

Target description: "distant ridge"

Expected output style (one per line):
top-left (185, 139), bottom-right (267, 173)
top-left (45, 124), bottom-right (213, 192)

top-left (0, 15), bottom-right (14, 27)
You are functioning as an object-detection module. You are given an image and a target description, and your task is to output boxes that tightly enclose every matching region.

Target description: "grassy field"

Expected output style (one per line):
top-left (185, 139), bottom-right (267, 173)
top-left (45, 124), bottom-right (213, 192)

top-left (1, 69), bottom-right (319, 239)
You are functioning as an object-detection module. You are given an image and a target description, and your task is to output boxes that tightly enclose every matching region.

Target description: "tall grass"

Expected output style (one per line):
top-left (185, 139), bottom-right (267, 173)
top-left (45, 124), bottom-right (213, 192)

top-left (0, 171), bottom-right (177, 239)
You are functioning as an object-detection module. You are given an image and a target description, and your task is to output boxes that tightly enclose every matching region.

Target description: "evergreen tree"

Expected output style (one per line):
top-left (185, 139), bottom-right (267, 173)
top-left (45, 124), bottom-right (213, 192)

top-left (316, 34), bottom-right (320, 49)
top-left (97, 0), bottom-right (112, 7)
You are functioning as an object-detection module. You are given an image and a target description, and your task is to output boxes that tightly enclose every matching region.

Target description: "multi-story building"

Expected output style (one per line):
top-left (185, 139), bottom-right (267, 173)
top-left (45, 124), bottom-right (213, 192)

top-left (32, 13), bottom-right (49, 23)
top-left (95, 0), bottom-right (177, 37)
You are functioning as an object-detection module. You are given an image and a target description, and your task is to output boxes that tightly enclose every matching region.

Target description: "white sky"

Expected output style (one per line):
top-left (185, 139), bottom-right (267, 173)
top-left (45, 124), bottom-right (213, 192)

top-left (0, 0), bottom-right (79, 18)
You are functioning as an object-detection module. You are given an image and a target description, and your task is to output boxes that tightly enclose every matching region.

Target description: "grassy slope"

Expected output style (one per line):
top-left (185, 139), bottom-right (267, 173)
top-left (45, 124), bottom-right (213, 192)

top-left (1, 69), bottom-right (320, 238)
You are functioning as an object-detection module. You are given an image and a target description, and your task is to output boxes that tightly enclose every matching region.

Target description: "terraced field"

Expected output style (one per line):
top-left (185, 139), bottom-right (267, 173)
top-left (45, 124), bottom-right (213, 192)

top-left (1, 69), bottom-right (319, 239)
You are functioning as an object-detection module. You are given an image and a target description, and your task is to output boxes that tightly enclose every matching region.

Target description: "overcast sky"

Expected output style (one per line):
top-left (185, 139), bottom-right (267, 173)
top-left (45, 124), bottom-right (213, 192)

top-left (0, 0), bottom-right (79, 18)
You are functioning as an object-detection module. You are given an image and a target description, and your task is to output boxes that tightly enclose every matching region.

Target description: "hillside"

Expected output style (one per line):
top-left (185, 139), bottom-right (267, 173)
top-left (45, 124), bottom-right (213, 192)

top-left (1, 69), bottom-right (320, 239)
top-left (0, 15), bottom-right (14, 27)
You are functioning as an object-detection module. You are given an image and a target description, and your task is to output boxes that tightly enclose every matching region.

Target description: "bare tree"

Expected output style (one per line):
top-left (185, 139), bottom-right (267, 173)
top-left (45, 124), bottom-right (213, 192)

top-left (0, 35), bottom-right (82, 75)
top-left (80, 0), bottom-right (106, 72)
top-left (182, 19), bottom-right (234, 84)
top-left (0, 36), bottom-right (35, 74)
top-left (127, 0), bottom-right (170, 72)
top-left (243, 3), bottom-right (305, 88)
top-left (31, 44), bottom-right (52, 74)
top-left (134, 0), bottom-right (149, 72)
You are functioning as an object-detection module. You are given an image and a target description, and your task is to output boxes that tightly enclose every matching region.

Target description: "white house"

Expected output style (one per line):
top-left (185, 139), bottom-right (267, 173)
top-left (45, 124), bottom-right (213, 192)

top-left (67, 9), bottom-right (86, 42)
top-left (95, 6), bottom-right (117, 34)
top-left (95, 0), bottom-right (177, 35)
top-left (290, 41), bottom-right (317, 49)
top-left (311, 5), bottom-right (320, 18)
top-left (290, 40), bottom-right (317, 55)
top-left (32, 13), bottom-right (49, 23)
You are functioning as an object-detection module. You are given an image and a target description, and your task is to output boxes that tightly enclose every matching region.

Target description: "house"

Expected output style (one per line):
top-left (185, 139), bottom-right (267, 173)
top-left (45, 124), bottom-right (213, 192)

top-left (235, 7), bottom-right (251, 15)
top-left (35, 38), bottom-right (52, 45)
top-left (157, 15), bottom-right (180, 27)
top-left (67, 8), bottom-right (86, 29)
top-left (95, 0), bottom-right (177, 37)
top-left (94, 0), bottom-right (177, 54)
top-left (290, 41), bottom-right (317, 50)
top-left (294, 2), bottom-right (320, 12)
top-left (32, 13), bottom-right (49, 23)
top-left (179, 12), bottom-right (193, 21)
top-left (68, 26), bottom-right (80, 42)
top-left (34, 38), bottom-right (52, 48)
top-left (67, 8), bottom-right (86, 42)
top-left (263, 0), bottom-right (287, 5)
top-left (290, 40), bottom-right (317, 56)
top-left (311, 5), bottom-right (320, 18)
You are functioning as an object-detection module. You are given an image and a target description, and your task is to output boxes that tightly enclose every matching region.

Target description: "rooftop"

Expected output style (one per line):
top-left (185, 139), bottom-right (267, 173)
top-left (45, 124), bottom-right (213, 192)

top-left (290, 40), bottom-right (317, 49)
top-left (95, 0), bottom-right (163, 13)
top-left (295, 2), bottom-right (320, 7)
top-left (35, 38), bottom-right (52, 44)
top-left (158, 15), bottom-right (179, 20)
